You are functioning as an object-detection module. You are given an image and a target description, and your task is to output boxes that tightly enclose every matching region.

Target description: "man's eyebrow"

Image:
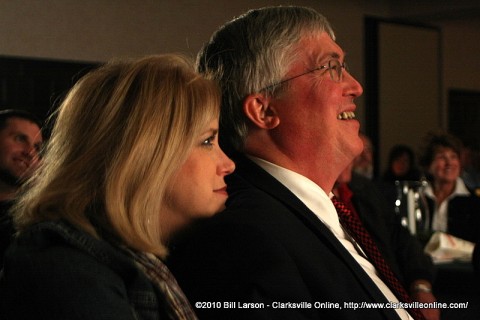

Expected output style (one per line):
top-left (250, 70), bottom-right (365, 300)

top-left (330, 51), bottom-right (347, 59)
top-left (315, 51), bottom-right (345, 64)
top-left (330, 52), bottom-right (341, 59)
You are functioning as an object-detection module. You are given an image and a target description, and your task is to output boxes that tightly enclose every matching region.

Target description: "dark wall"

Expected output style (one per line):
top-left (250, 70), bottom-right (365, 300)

top-left (0, 56), bottom-right (97, 122)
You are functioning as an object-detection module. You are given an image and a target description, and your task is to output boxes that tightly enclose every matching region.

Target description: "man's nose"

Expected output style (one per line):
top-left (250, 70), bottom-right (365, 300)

top-left (23, 145), bottom-right (38, 160)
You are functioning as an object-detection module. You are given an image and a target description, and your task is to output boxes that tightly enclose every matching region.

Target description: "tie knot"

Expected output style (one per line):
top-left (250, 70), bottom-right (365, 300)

top-left (331, 195), bottom-right (341, 206)
top-left (336, 183), bottom-right (353, 203)
top-left (331, 196), bottom-right (351, 219)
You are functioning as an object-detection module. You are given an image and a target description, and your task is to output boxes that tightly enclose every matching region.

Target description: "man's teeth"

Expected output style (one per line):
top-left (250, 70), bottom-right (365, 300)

top-left (337, 111), bottom-right (356, 120)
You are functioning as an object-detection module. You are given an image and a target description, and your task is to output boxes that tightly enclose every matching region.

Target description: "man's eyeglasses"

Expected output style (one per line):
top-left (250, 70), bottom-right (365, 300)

top-left (260, 59), bottom-right (347, 92)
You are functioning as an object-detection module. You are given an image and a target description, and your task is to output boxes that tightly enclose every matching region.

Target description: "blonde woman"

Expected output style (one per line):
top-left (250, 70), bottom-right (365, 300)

top-left (0, 54), bottom-right (234, 319)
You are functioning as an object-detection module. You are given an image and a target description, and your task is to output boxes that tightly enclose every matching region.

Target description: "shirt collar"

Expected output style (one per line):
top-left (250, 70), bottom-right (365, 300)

top-left (425, 177), bottom-right (471, 199)
top-left (247, 155), bottom-right (343, 234)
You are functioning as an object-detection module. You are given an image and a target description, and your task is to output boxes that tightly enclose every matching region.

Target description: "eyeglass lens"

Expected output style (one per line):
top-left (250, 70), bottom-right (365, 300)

top-left (328, 60), bottom-right (346, 82)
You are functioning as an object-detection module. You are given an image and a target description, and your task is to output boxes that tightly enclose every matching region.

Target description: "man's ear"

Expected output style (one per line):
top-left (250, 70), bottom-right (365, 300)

top-left (243, 94), bottom-right (280, 129)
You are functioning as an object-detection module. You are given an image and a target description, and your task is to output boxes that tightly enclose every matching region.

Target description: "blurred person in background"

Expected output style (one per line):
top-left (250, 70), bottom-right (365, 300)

top-left (459, 140), bottom-right (480, 195)
top-left (378, 144), bottom-right (423, 210)
top-left (419, 131), bottom-right (480, 243)
top-left (353, 132), bottom-right (375, 180)
top-left (382, 144), bottom-right (422, 183)
top-left (0, 109), bottom-right (43, 268)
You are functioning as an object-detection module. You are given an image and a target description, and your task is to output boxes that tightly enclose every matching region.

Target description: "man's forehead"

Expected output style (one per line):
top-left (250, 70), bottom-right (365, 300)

top-left (6, 117), bottom-right (40, 130)
top-left (297, 33), bottom-right (345, 62)
top-left (4, 117), bottom-right (42, 140)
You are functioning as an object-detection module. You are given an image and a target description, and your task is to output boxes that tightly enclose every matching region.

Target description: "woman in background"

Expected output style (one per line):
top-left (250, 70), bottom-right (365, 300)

top-left (382, 144), bottom-right (422, 183)
top-left (378, 144), bottom-right (422, 210)
top-left (419, 130), bottom-right (480, 243)
top-left (0, 54), bottom-right (234, 319)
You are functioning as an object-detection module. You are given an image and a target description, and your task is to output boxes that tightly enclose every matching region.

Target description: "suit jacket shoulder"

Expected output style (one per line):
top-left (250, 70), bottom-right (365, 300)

top-left (168, 155), bottom-right (401, 320)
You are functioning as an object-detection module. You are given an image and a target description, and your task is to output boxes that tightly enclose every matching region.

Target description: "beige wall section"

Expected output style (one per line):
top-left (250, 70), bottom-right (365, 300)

top-left (0, 0), bottom-right (251, 62)
top-left (378, 24), bottom-right (440, 173)
top-left (441, 20), bottom-right (480, 127)
top-left (442, 20), bottom-right (480, 91)
top-left (0, 0), bottom-right (391, 124)
top-left (0, 0), bottom-right (381, 62)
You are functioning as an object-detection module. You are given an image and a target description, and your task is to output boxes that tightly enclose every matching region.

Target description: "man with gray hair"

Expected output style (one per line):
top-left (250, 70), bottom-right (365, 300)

top-left (169, 6), bottom-right (432, 320)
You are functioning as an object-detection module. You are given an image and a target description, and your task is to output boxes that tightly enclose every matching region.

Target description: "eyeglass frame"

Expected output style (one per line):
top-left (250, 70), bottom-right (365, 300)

top-left (260, 59), bottom-right (347, 92)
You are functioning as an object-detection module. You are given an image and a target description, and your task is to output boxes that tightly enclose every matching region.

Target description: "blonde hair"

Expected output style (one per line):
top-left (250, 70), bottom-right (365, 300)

top-left (13, 54), bottom-right (220, 257)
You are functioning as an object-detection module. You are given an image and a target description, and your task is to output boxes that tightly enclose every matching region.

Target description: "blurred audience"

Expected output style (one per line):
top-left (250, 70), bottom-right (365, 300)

top-left (378, 144), bottom-right (422, 211)
top-left (419, 131), bottom-right (480, 243)
top-left (0, 109), bottom-right (43, 267)
top-left (460, 141), bottom-right (480, 195)
top-left (352, 133), bottom-right (374, 180)
top-left (382, 144), bottom-right (422, 183)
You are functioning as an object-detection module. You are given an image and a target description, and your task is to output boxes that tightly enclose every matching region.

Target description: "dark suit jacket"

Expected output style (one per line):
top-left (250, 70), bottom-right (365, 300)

top-left (348, 173), bottom-right (435, 287)
top-left (0, 200), bottom-right (14, 268)
top-left (473, 243), bottom-right (480, 277)
top-left (425, 192), bottom-right (480, 243)
top-left (168, 155), bottom-right (402, 319)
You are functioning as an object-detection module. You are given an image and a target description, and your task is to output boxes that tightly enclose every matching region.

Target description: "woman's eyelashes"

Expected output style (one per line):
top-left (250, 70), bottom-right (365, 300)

top-left (201, 132), bottom-right (218, 148)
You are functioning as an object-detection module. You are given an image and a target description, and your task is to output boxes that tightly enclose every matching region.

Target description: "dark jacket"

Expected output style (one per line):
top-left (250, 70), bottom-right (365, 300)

top-left (425, 193), bottom-right (480, 243)
top-left (0, 200), bottom-right (14, 268)
top-left (168, 155), bottom-right (402, 320)
top-left (349, 173), bottom-right (435, 286)
top-left (0, 220), bottom-right (169, 320)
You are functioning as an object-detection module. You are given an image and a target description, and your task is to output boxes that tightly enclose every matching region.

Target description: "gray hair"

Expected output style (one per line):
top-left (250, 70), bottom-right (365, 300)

top-left (196, 6), bottom-right (335, 154)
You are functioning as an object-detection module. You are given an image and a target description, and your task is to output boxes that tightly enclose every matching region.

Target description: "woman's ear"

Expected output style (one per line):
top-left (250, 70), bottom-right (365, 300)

top-left (243, 94), bottom-right (280, 129)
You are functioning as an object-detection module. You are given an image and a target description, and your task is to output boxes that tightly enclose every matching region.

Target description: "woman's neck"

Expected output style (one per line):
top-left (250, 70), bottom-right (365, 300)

top-left (433, 179), bottom-right (456, 204)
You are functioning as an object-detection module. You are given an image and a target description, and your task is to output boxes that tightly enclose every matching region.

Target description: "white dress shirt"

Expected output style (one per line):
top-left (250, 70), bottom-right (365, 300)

top-left (249, 156), bottom-right (412, 320)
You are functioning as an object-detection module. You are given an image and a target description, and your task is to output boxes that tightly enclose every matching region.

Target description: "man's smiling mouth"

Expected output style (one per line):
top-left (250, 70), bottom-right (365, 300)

top-left (337, 111), bottom-right (356, 120)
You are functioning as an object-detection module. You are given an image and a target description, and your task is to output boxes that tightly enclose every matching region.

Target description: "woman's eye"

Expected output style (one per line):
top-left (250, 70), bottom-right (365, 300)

top-left (202, 135), bottom-right (215, 147)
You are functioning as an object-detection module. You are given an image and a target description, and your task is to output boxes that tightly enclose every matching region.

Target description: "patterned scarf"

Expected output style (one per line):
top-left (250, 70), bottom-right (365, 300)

top-left (127, 250), bottom-right (198, 320)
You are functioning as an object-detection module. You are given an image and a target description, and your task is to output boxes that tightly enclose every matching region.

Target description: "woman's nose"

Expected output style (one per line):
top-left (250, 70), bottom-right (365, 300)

top-left (219, 149), bottom-right (235, 175)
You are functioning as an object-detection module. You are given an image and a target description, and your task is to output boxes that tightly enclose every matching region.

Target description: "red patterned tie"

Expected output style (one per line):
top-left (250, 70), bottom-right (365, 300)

top-left (331, 196), bottom-right (425, 320)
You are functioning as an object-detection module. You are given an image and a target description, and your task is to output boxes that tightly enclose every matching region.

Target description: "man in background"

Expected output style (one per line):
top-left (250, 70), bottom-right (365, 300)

top-left (353, 133), bottom-right (375, 179)
top-left (0, 109), bottom-right (43, 267)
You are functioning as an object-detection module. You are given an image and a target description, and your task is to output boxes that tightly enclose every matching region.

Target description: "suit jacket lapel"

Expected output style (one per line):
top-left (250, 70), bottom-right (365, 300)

top-left (227, 155), bottom-right (398, 308)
